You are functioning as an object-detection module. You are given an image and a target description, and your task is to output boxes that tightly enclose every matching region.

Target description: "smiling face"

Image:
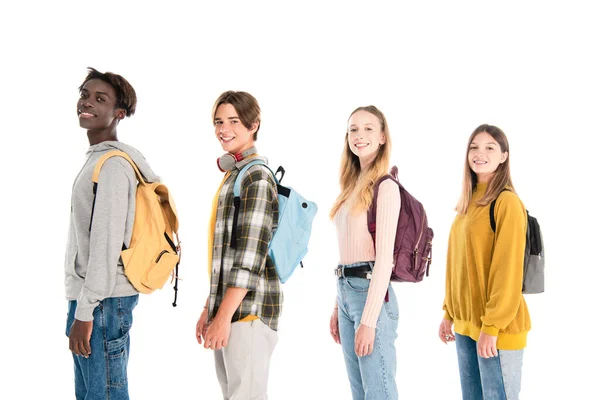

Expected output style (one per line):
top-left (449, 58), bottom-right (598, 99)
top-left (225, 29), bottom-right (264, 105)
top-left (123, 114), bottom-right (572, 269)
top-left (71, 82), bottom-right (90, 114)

top-left (214, 103), bottom-right (257, 155)
top-left (347, 110), bottom-right (385, 167)
top-left (77, 78), bottom-right (124, 131)
top-left (468, 132), bottom-right (508, 183)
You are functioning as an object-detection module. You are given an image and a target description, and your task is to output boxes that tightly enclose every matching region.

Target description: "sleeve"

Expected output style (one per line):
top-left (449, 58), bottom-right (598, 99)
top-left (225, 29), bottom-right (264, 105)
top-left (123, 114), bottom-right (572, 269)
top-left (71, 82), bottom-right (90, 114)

top-left (360, 179), bottom-right (401, 328)
top-left (227, 176), bottom-right (276, 291)
top-left (75, 158), bottom-right (135, 321)
top-left (480, 193), bottom-right (527, 336)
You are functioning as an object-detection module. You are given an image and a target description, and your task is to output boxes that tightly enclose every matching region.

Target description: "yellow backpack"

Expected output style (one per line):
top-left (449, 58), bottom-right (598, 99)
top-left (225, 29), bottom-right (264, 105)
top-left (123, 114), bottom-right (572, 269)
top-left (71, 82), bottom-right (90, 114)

top-left (92, 150), bottom-right (182, 306)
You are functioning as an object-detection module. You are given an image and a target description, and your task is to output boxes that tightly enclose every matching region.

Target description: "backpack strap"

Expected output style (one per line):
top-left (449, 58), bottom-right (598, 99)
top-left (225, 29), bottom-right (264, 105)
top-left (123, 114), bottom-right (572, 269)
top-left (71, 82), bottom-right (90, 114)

top-left (92, 150), bottom-right (147, 187)
top-left (489, 188), bottom-right (509, 233)
top-left (230, 159), bottom-right (278, 249)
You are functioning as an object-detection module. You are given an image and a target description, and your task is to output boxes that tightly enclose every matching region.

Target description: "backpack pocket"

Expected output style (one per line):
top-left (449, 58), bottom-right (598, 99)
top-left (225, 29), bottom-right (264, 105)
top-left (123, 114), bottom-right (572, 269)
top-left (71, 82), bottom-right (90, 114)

top-left (142, 250), bottom-right (179, 291)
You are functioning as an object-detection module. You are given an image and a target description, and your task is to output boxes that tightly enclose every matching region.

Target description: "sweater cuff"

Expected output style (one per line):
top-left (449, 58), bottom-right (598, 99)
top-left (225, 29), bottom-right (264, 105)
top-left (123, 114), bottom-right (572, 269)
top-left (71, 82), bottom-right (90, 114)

top-left (443, 310), bottom-right (453, 321)
top-left (481, 324), bottom-right (499, 336)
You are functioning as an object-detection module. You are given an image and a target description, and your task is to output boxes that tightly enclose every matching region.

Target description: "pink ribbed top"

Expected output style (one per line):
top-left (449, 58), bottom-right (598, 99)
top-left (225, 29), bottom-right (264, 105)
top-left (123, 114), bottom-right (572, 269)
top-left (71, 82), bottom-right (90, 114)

top-left (333, 179), bottom-right (401, 328)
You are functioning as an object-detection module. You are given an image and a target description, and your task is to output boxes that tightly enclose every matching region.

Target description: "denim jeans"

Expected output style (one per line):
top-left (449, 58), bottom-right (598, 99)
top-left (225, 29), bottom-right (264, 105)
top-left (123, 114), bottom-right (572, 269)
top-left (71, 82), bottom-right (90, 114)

top-left (66, 295), bottom-right (139, 400)
top-left (455, 333), bottom-right (524, 400)
top-left (337, 262), bottom-right (399, 400)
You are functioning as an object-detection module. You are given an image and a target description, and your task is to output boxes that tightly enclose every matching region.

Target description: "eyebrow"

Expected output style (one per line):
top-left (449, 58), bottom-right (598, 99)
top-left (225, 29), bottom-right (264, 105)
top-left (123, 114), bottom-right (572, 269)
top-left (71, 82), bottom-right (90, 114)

top-left (80, 88), bottom-right (111, 99)
top-left (214, 116), bottom-right (240, 121)
top-left (471, 141), bottom-right (497, 146)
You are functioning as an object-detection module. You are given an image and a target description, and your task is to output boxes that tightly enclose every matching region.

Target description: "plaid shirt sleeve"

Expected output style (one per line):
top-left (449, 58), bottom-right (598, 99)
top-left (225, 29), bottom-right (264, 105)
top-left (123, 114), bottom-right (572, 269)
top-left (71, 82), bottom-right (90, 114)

top-left (227, 173), bottom-right (277, 291)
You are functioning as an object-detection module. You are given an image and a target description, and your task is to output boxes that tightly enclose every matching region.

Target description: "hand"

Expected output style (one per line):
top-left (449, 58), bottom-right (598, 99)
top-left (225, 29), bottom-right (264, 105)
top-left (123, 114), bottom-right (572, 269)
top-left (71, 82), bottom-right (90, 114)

top-left (477, 332), bottom-right (498, 358)
top-left (330, 307), bottom-right (340, 344)
top-left (69, 319), bottom-right (93, 357)
top-left (355, 323), bottom-right (375, 357)
top-left (196, 308), bottom-right (209, 345)
top-left (203, 315), bottom-right (231, 351)
top-left (439, 319), bottom-right (455, 344)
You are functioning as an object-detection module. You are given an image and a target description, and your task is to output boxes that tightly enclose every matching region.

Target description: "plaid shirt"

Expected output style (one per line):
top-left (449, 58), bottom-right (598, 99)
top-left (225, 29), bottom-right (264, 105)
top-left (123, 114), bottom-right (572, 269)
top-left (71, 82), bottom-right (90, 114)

top-left (207, 156), bottom-right (282, 331)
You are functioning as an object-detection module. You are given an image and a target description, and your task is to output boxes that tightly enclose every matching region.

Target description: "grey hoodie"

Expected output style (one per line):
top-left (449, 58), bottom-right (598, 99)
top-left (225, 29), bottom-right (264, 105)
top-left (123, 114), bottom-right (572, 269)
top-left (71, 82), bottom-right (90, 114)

top-left (64, 141), bottom-right (159, 321)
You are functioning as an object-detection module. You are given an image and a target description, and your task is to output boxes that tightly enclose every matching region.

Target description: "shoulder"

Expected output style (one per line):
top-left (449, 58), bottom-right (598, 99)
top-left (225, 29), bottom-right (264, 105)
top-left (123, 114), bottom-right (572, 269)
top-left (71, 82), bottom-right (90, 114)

top-left (241, 164), bottom-right (276, 189)
top-left (376, 178), bottom-right (399, 200)
top-left (496, 190), bottom-right (524, 210)
top-left (99, 156), bottom-right (135, 179)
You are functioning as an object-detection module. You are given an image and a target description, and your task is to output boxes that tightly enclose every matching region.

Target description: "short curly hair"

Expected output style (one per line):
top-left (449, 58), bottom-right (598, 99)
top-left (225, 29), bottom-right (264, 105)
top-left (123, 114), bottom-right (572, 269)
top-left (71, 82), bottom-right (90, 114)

top-left (79, 67), bottom-right (137, 117)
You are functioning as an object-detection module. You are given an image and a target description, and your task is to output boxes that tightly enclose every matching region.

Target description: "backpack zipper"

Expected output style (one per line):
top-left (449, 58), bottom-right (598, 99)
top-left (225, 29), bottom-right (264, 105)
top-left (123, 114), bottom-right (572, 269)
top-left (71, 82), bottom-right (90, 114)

top-left (156, 250), bottom-right (169, 263)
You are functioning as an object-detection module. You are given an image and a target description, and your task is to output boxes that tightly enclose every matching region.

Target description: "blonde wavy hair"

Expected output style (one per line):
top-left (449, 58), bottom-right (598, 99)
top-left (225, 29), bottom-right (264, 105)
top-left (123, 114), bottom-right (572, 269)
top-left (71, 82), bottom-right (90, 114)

top-left (456, 124), bottom-right (515, 214)
top-left (330, 106), bottom-right (392, 219)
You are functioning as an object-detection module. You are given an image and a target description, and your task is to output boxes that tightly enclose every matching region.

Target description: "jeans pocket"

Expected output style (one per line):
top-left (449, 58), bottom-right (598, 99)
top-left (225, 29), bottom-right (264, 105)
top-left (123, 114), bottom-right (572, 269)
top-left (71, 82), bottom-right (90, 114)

top-left (383, 299), bottom-right (399, 321)
top-left (107, 332), bottom-right (129, 389)
top-left (345, 276), bottom-right (370, 292)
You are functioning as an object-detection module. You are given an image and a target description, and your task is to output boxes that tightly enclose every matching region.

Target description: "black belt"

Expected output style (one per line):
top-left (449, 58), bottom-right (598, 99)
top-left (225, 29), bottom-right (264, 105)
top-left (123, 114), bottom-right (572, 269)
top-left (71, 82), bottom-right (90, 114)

top-left (335, 264), bottom-right (372, 279)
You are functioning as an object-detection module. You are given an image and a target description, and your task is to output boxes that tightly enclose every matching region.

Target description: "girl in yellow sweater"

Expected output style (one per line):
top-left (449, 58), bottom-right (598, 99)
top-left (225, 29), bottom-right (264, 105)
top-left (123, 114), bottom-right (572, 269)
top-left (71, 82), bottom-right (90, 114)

top-left (439, 124), bottom-right (530, 400)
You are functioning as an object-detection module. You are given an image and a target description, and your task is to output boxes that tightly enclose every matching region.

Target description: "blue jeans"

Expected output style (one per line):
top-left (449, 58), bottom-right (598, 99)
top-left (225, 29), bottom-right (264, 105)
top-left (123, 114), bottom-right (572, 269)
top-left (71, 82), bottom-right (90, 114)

top-left (455, 333), bottom-right (524, 400)
top-left (66, 295), bottom-right (139, 400)
top-left (337, 262), bottom-right (399, 400)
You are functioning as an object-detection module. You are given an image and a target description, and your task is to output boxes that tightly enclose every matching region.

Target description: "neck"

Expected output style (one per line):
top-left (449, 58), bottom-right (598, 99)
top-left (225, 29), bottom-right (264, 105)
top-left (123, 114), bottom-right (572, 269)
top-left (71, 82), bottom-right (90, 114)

top-left (234, 144), bottom-right (257, 157)
top-left (476, 173), bottom-right (493, 184)
top-left (359, 154), bottom-right (376, 170)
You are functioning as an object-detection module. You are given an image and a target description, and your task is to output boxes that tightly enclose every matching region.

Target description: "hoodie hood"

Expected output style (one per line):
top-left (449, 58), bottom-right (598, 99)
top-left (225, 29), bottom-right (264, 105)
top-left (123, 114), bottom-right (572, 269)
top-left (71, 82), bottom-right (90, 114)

top-left (86, 141), bottom-right (160, 183)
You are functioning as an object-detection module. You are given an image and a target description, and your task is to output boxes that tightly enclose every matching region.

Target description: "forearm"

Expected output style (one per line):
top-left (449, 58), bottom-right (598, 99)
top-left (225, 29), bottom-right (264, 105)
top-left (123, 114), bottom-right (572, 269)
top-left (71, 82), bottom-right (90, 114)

top-left (214, 287), bottom-right (248, 321)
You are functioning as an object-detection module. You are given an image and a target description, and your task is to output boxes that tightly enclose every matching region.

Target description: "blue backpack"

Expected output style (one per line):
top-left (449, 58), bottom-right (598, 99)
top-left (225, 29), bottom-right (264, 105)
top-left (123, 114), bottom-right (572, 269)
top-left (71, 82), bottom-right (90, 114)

top-left (230, 160), bottom-right (318, 283)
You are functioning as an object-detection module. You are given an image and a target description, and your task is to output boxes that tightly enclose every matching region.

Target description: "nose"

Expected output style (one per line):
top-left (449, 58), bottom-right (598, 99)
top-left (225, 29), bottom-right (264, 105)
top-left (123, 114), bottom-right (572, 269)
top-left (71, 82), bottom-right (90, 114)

top-left (80, 99), bottom-right (93, 109)
top-left (220, 122), bottom-right (230, 133)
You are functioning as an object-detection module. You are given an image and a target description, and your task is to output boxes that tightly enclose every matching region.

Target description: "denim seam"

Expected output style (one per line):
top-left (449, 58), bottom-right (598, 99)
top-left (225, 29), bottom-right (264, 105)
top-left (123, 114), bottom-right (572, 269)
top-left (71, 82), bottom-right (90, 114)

top-left (99, 305), bottom-right (112, 400)
top-left (377, 334), bottom-right (390, 399)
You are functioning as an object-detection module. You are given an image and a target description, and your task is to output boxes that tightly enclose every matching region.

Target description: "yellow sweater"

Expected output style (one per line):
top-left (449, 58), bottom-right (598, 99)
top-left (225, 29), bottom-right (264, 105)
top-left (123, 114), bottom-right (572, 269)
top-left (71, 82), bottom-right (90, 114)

top-left (443, 183), bottom-right (531, 350)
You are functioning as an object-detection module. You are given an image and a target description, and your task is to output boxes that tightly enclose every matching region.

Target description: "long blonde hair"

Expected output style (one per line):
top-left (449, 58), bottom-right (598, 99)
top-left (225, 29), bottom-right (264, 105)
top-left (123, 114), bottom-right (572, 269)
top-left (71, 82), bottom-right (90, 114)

top-left (456, 124), bottom-right (515, 214)
top-left (330, 106), bottom-right (392, 219)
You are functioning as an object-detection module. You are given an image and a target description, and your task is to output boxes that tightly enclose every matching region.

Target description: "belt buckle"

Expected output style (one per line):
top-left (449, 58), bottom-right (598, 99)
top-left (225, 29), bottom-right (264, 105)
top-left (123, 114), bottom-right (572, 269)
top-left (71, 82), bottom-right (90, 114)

top-left (335, 266), bottom-right (343, 278)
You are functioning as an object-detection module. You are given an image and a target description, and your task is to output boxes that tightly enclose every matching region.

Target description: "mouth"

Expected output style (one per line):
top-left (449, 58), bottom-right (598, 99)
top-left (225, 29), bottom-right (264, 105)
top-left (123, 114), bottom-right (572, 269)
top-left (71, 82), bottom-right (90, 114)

top-left (473, 160), bottom-right (487, 165)
top-left (354, 143), bottom-right (369, 149)
top-left (220, 135), bottom-right (235, 143)
top-left (78, 109), bottom-right (96, 118)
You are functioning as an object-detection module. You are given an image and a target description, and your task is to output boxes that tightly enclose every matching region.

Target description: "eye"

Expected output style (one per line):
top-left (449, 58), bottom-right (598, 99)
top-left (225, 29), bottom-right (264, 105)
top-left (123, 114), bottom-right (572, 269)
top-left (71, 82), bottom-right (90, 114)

top-left (214, 121), bottom-right (223, 125)
top-left (469, 146), bottom-right (477, 150)
top-left (231, 119), bottom-right (239, 124)
top-left (486, 146), bottom-right (494, 150)
top-left (79, 92), bottom-right (87, 99)
top-left (365, 127), bottom-right (372, 131)
top-left (349, 128), bottom-right (357, 133)
top-left (97, 97), bottom-right (105, 103)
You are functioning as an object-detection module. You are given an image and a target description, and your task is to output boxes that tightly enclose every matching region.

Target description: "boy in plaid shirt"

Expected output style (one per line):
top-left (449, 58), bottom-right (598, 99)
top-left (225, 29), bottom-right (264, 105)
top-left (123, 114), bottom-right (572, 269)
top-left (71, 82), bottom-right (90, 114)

top-left (196, 91), bottom-right (282, 399)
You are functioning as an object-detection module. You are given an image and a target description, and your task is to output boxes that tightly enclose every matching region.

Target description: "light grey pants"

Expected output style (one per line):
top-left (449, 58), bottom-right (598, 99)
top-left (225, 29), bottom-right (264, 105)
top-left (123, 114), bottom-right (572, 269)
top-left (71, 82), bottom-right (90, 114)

top-left (214, 319), bottom-right (279, 400)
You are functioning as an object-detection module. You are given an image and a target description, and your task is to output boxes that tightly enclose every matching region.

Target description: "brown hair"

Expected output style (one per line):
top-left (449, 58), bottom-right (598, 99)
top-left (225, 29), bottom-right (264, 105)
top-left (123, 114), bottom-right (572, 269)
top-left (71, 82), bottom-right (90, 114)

top-left (456, 124), bottom-right (515, 214)
top-left (212, 91), bottom-right (261, 140)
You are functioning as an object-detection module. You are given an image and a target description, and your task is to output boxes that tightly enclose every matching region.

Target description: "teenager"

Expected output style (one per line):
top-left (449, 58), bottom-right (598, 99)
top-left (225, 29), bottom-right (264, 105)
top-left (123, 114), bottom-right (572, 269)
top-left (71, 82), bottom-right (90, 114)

top-left (439, 124), bottom-right (530, 400)
top-left (64, 67), bottom-right (159, 399)
top-left (329, 106), bottom-right (400, 399)
top-left (196, 91), bottom-right (281, 400)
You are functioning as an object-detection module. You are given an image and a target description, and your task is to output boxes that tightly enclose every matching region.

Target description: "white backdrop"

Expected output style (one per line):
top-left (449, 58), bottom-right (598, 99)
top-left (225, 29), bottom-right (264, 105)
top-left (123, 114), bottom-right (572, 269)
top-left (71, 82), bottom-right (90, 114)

top-left (1, 1), bottom-right (598, 399)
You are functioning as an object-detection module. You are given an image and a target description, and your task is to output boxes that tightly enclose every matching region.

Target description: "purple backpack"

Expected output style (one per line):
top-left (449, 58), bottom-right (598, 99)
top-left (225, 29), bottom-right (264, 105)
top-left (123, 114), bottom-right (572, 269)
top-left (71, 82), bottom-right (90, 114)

top-left (367, 166), bottom-right (434, 283)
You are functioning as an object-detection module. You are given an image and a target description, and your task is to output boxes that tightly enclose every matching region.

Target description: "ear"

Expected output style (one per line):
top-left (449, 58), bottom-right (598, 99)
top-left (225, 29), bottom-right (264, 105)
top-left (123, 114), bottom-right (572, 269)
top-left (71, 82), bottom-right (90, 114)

top-left (379, 133), bottom-right (386, 145)
top-left (249, 121), bottom-right (259, 134)
top-left (115, 108), bottom-right (126, 120)
top-left (500, 151), bottom-right (508, 163)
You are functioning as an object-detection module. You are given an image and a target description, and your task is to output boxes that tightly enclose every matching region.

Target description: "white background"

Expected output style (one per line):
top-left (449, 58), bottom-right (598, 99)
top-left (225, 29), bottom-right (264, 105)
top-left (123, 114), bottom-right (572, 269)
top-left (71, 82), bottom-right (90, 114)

top-left (1, 1), bottom-right (598, 399)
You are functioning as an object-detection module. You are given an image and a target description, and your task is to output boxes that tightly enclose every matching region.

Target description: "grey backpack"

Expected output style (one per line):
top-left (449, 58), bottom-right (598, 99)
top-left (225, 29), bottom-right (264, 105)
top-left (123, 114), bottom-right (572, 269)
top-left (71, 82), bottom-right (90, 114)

top-left (490, 191), bottom-right (544, 294)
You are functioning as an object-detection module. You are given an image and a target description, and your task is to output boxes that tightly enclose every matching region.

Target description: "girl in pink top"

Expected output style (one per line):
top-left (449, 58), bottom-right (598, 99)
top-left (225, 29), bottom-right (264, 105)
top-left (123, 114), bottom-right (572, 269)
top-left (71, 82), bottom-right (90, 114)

top-left (330, 106), bottom-right (401, 399)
